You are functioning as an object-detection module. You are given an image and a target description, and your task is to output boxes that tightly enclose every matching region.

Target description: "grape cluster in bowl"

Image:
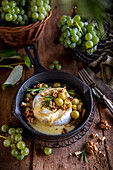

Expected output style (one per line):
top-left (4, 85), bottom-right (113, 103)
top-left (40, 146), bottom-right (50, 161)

top-left (58, 14), bottom-right (100, 55)
top-left (0, 0), bottom-right (51, 26)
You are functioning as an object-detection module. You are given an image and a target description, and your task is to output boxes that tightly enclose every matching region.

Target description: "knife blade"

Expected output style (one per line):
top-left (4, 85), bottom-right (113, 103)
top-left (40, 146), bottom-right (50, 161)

top-left (86, 67), bottom-right (113, 101)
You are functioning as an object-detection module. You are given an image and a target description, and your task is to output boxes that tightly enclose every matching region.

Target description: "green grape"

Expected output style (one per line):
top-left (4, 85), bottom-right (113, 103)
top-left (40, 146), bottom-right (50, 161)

top-left (15, 134), bottom-right (23, 142)
top-left (64, 38), bottom-right (71, 45)
top-left (61, 25), bottom-right (69, 32)
top-left (8, 128), bottom-right (15, 135)
top-left (37, 0), bottom-right (44, 6)
top-left (14, 7), bottom-right (20, 14)
top-left (92, 36), bottom-right (99, 45)
top-left (8, 8), bottom-right (15, 14)
top-left (1, 124), bottom-right (9, 132)
top-left (31, 5), bottom-right (38, 12)
top-left (87, 25), bottom-right (94, 32)
top-left (11, 148), bottom-right (19, 157)
top-left (38, 13), bottom-right (45, 20)
top-left (44, 147), bottom-right (52, 155)
top-left (69, 42), bottom-right (76, 49)
top-left (61, 15), bottom-right (67, 20)
top-left (71, 35), bottom-right (79, 43)
top-left (56, 64), bottom-right (61, 70)
top-left (86, 41), bottom-right (93, 49)
top-left (23, 14), bottom-right (28, 21)
top-left (5, 13), bottom-right (13, 21)
top-left (9, 1), bottom-right (16, 8)
top-left (85, 33), bottom-right (93, 41)
top-left (20, 0), bottom-right (26, 6)
top-left (21, 147), bottom-right (29, 156)
top-left (17, 141), bottom-right (25, 150)
top-left (76, 39), bottom-right (82, 45)
top-left (88, 23), bottom-right (95, 28)
top-left (3, 139), bottom-right (11, 147)
top-left (49, 64), bottom-right (54, 70)
top-left (44, 0), bottom-right (50, 4)
top-left (14, 21), bottom-right (19, 25)
top-left (30, 0), bottom-right (36, 6)
top-left (2, 0), bottom-right (8, 6)
top-left (57, 21), bottom-right (62, 28)
top-left (70, 28), bottom-right (78, 36)
top-left (17, 15), bottom-right (22, 22)
top-left (20, 8), bottom-right (25, 15)
top-left (39, 6), bottom-right (45, 13)
top-left (3, 5), bottom-right (10, 12)
top-left (59, 36), bottom-right (64, 44)
top-left (60, 18), bottom-right (67, 26)
top-left (44, 4), bottom-right (50, 12)
top-left (28, 11), bottom-right (32, 18)
top-left (77, 31), bottom-right (82, 38)
top-left (93, 45), bottom-right (97, 52)
top-left (82, 27), bottom-right (87, 34)
top-left (87, 49), bottom-right (93, 55)
top-left (67, 18), bottom-right (73, 26)
top-left (63, 30), bottom-right (70, 38)
top-left (20, 21), bottom-right (26, 25)
top-left (49, 64), bottom-right (55, 70)
top-left (77, 21), bottom-right (84, 28)
top-left (32, 12), bottom-right (39, 19)
top-left (16, 155), bottom-right (24, 160)
top-left (10, 134), bottom-right (16, 140)
top-left (1, 13), bottom-right (5, 19)
top-left (43, 11), bottom-right (47, 16)
top-left (73, 15), bottom-right (81, 22)
top-left (88, 30), bottom-right (96, 36)
top-left (12, 14), bottom-right (17, 21)
top-left (53, 60), bottom-right (59, 65)
top-left (64, 43), bottom-right (68, 48)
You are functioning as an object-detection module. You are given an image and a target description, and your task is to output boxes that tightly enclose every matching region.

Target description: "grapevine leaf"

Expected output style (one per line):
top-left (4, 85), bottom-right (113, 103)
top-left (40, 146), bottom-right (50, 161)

top-left (0, 48), bottom-right (16, 58)
top-left (23, 56), bottom-right (32, 68)
top-left (2, 65), bottom-right (23, 90)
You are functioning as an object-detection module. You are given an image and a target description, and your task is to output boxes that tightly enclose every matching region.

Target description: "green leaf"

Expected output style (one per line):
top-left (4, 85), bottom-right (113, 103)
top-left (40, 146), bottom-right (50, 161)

top-left (23, 56), bottom-right (32, 68)
top-left (2, 65), bottom-right (23, 90)
top-left (0, 48), bottom-right (16, 58)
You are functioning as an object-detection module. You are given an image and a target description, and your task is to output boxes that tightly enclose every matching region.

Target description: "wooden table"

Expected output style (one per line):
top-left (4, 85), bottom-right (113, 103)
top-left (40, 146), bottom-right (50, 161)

top-left (0, 3), bottom-right (113, 170)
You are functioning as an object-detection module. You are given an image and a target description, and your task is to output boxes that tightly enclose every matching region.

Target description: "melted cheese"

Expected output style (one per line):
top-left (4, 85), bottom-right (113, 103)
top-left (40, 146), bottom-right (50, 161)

top-left (33, 88), bottom-right (72, 125)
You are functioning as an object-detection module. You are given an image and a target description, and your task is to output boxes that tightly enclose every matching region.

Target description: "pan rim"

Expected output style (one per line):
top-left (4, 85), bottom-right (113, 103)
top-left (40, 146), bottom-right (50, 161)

top-left (14, 70), bottom-right (93, 138)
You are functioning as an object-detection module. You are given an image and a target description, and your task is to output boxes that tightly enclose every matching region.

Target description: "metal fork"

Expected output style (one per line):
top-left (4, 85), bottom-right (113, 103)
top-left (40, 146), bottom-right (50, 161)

top-left (78, 68), bottom-right (113, 114)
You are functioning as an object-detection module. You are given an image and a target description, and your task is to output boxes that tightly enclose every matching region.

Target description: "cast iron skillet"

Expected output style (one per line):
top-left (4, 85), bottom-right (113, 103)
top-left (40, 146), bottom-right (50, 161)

top-left (14, 44), bottom-right (93, 139)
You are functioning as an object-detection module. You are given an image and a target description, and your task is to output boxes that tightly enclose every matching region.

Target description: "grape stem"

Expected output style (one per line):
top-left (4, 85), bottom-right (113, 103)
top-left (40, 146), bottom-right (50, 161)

top-left (0, 135), bottom-right (7, 139)
top-left (75, 22), bottom-right (84, 35)
top-left (0, 62), bottom-right (26, 69)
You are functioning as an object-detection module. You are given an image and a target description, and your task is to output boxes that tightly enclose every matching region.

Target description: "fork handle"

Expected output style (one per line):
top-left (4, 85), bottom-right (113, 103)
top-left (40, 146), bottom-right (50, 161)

top-left (93, 87), bottom-right (113, 114)
top-left (103, 95), bottom-right (113, 114)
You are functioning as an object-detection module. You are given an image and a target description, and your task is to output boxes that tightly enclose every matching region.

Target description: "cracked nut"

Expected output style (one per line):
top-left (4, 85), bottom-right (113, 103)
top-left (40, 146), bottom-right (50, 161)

top-left (99, 120), bottom-right (111, 130)
top-left (86, 141), bottom-right (98, 155)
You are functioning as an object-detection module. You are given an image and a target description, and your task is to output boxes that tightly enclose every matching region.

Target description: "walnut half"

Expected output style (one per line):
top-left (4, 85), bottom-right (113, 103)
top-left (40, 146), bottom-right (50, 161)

top-left (86, 141), bottom-right (98, 155)
top-left (99, 120), bottom-right (111, 130)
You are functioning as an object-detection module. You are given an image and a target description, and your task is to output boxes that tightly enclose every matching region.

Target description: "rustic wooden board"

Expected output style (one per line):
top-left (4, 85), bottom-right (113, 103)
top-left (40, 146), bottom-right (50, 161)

top-left (0, 2), bottom-right (112, 170)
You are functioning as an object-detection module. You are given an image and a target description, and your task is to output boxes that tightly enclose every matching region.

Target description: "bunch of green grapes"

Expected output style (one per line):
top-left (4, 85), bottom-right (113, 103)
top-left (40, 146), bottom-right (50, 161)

top-left (0, 0), bottom-right (51, 26)
top-left (58, 14), bottom-right (100, 55)
top-left (1, 124), bottom-right (29, 160)
top-left (29, 0), bottom-right (51, 21)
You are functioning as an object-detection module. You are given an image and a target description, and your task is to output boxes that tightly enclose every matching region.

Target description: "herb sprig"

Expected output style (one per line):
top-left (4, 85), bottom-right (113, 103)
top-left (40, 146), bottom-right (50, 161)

top-left (26, 86), bottom-right (46, 93)
top-left (75, 149), bottom-right (88, 163)
top-left (41, 96), bottom-right (54, 109)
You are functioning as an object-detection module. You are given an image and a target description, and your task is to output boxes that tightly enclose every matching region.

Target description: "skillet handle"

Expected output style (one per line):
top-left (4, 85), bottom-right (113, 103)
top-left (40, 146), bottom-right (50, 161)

top-left (25, 44), bottom-right (48, 74)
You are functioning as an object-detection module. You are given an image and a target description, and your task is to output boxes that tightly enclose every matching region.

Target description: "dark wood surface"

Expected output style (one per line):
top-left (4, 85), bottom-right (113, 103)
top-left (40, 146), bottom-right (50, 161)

top-left (0, 3), bottom-right (113, 170)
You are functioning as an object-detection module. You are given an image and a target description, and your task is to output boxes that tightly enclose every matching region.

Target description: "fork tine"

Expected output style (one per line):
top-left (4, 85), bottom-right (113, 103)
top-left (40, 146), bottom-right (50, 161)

top-left (78, 70), bottom-right (89, 84)
top-left (82, 68), bottom-right (93, 83)
top-left (78, 68), bottom-right (93, 85)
